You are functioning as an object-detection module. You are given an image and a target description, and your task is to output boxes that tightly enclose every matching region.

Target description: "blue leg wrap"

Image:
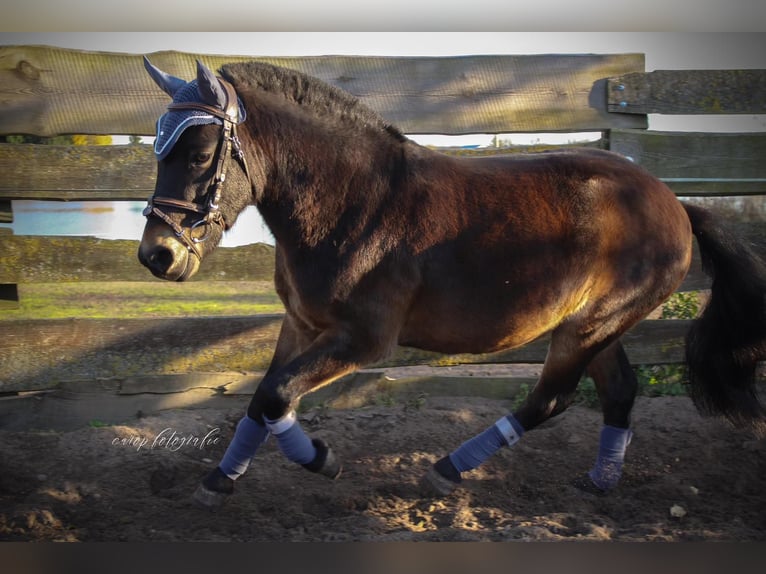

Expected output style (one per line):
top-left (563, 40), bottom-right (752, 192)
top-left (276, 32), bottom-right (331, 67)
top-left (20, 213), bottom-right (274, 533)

top-left (265, 411), bottom-right (317, 465)
top-left (588, 425), bottom-right (633, 490)
top-left (219, 415), bottom-right (270, 480)
top-left (449, 414), bottom-right (524, 473)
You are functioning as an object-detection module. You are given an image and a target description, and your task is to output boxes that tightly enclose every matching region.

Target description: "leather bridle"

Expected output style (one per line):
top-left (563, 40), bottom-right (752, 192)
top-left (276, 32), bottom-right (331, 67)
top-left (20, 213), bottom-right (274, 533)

top-left (143, 78), bottom-right (251, 260)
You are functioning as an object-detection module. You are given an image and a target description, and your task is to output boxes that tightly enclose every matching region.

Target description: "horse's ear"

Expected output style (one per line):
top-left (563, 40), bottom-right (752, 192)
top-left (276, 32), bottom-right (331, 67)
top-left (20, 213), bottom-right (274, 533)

top-left (143, 56), bottom-right (187, 97)
top-left (196, 60), bottom-right (228, 110)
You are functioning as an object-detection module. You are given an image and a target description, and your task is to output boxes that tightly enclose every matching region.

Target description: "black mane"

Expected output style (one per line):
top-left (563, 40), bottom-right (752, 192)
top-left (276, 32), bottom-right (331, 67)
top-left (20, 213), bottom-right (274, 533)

top-left (219, 61), bottom-right (406, 142)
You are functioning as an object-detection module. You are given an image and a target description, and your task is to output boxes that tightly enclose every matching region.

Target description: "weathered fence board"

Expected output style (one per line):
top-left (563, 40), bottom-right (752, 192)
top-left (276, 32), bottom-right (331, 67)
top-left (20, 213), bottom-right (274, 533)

top-left (0, 314), bottom-right (283, 392)
top-left (607, 70), bottom-right (766, 115)
top-left (0, 46), bottom-right (647, 136)
top-left (608, 129), bottom-right (766, 196)
top-left (0, 315), bottom-right (693, 393)
top-left (4, 141), bottom-right (600, 200)
top-left (0, 371), bottom-right (532, 431)
top-left (5, 132), bottom-right (766, 199)
top-left (0, 237), bottom-right (275, 283)
top-left (2, 223), bottom-right (763, 289)
top-left (0, 143), bottom-right (155, 200)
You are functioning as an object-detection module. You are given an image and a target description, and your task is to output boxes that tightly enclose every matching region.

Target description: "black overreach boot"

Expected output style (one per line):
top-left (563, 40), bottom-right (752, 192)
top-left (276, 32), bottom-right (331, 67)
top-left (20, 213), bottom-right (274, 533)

top-left (302, 439), bottom-right (342, 479)
top-left (192, 467), bottom-right (234, 510)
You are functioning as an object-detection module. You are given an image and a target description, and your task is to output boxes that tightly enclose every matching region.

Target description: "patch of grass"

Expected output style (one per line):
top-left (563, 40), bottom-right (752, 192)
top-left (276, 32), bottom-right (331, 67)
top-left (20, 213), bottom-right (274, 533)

top-left (404, 393), bottom-right (428, 412)
top-left (373, 391), bottom-right (397, 408)
top-left (88, 420), bottom-right (111, 428)
top-left (3, 281), bottom-right (284, 320)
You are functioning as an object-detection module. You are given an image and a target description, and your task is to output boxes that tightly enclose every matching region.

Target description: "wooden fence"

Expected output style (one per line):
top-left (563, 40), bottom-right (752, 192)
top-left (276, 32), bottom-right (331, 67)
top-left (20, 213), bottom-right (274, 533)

top-left (1, 46), bottom-right (764, 429)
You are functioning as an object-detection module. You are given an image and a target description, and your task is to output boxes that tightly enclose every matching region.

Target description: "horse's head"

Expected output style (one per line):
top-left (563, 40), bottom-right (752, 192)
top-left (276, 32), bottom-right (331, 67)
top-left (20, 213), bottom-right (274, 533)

top-left (138, 57), bottom-right (252, 281)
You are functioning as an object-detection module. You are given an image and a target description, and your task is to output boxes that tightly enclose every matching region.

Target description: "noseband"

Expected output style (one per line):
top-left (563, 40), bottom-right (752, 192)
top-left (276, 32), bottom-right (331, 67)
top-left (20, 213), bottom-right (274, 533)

top-left (143, 78), bottom-right (251, 259)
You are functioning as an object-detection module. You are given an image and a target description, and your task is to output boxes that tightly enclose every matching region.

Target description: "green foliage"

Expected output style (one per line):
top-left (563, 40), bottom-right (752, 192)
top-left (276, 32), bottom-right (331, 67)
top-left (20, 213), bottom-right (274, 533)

top-left (511, 383), bottom-right (530, 410)
top-left (1, 134), bottom-right (113, 145)
top-left (661, 291), bottom-right (700, 320)
top-left (373, 391), bottom-right (397, 408)
top-left (575, 377), bottom-right (600, 408)
top-left (630, 290), bottom-right (699, 399)
top-left (404, 393), bottom-right (428, 412)
top-left (88, 420), bottom-right (110, 428)
top-left (635, 365), bottom-right (688, 397)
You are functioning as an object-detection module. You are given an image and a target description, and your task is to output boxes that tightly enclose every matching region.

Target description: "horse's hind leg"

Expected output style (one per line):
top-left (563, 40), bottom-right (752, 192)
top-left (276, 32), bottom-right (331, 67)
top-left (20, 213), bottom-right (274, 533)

top-left (423, 322), bottom-right (595, 496)
top-left (580, 339), bottom-right (637, 491)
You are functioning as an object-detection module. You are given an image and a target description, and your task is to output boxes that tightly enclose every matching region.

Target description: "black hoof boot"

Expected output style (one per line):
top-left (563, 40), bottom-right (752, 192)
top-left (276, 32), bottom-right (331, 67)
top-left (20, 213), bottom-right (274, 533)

top-left (302, 438), bottom-right (342, 479)
top-left (193, 467), bottom-right (234, 510)
top-left (571, 473), bottom-right (608, 496)
top-left (421, 456), bottom-right (462, 497)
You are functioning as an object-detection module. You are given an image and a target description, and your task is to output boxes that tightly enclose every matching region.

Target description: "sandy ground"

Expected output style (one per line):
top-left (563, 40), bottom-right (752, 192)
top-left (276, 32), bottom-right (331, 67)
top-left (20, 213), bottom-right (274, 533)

top-left (1, 388), bottom-right (765, 542)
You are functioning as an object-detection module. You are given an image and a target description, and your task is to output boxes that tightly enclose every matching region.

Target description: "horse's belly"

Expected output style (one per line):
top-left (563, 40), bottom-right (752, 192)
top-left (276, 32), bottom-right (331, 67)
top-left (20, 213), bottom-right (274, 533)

top-left (398, 300), bottom-right (568, 355)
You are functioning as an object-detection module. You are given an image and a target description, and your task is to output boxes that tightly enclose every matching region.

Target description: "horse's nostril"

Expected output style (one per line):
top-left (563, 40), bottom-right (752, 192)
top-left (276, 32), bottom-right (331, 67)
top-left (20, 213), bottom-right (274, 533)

top-left (139, 245), bottom-right (177, 275)
top-left (150, 247), bottom-right (175, 269)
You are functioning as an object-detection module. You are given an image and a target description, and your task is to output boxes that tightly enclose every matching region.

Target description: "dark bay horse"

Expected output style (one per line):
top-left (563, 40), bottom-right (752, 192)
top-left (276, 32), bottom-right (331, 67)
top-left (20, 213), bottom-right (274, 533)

top-left (138, 58), bottom-right (766, 509)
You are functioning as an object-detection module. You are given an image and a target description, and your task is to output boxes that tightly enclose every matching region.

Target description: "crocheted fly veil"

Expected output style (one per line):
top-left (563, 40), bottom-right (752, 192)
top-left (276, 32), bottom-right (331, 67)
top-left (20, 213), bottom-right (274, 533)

top-left (144, 57), bottom-right (247, 160)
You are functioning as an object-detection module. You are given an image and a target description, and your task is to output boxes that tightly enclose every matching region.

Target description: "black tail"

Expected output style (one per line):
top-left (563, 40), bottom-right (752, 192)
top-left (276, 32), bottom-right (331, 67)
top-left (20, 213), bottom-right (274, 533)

top-left (683, 204), bottom-right (766, 434)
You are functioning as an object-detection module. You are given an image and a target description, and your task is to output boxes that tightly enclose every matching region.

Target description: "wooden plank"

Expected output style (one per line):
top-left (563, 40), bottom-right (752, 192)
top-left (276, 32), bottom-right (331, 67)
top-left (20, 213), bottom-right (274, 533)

top-left (0, 140), bottom-right (604, 200)
top-left (0, 236), bottom-right (275, 283)
top-left (0, 386), bottom-right (246, 432)
top-left (0, 46), bottom-right (647, 136)
top-left (0, 143), bottom-right (155, 200)
top-left (3, 226), bottom-right (763, 289)
top-left (607, 70), bottom-right (766, 115)
top-left (6, 131), bottom-right (766, 201)
top-left (608, 129), bottom-right (766, 195)
top-left (0, 315), bottom-right (695, 393)
top-left (0, 314), bottom-right (284, 392)
top-left (0, 372), bottom-right (531, 431)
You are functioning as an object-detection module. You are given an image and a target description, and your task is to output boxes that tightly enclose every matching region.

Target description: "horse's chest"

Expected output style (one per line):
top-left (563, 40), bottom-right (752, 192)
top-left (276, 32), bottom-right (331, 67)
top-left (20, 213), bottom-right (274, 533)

top-left (276, 265), bottom-right (339, 331)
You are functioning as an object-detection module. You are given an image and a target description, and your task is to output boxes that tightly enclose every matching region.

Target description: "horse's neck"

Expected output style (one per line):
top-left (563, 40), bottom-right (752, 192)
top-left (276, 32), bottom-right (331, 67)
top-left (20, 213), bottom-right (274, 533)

top-left (254, 116), bottom-right (398, 249)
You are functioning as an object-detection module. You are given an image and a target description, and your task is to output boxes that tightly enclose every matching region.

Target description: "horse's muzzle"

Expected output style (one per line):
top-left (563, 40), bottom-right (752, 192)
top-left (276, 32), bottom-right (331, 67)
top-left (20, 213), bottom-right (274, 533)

top-left (138, 232), bottom-right (200, 282)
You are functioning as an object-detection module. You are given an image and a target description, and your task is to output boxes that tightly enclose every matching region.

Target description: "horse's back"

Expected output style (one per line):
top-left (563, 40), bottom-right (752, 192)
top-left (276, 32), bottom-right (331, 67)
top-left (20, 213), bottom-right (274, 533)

top-left (397, 146), bottom-right (692, 354)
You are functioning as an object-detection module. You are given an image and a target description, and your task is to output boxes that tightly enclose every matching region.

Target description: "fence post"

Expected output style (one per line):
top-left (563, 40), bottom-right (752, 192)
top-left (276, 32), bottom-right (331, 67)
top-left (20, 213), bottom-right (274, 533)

top-left (0, 200), bottom-right (18, 309)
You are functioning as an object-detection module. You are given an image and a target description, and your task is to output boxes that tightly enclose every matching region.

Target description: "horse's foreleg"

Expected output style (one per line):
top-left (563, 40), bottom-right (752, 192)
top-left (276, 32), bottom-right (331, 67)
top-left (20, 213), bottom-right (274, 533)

top-left (581, 339), bottom-right (636, 491)
top-left (241, 326), bottom-right (388, 480)
top-left (194, 316), bottom-right (346, 509)
top-left (212, 316), bottom-right (311, 481)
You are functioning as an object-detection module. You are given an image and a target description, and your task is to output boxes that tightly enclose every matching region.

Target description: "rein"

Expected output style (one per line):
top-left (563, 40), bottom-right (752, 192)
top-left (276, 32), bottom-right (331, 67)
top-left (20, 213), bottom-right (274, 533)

top-left (143, 78), bottom-right (251, 259)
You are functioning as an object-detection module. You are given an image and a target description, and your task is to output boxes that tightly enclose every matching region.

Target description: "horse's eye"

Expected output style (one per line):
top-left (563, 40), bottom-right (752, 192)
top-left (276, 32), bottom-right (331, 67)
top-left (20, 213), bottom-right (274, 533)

top-left (191, 152), bottom-right (212, 166)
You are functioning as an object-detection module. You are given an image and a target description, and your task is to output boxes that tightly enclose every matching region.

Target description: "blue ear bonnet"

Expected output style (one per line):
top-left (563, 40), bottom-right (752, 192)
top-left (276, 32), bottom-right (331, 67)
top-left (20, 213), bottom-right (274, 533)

top-left (154, 79), bottom-right (247, 160)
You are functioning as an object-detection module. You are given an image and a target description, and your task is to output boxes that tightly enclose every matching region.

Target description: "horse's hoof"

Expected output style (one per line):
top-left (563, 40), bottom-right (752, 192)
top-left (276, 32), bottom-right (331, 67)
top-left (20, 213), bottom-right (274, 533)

top-left (192, 467), bottom-right (233, 510)
top-left (193, 483), bottom-right (231, 510)
top-left (421, 465), bottom-right (461, 497)
top-left (571, 474), bottom-right (608, 496)
top-left (303, 438), bottom-right (342, 479)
